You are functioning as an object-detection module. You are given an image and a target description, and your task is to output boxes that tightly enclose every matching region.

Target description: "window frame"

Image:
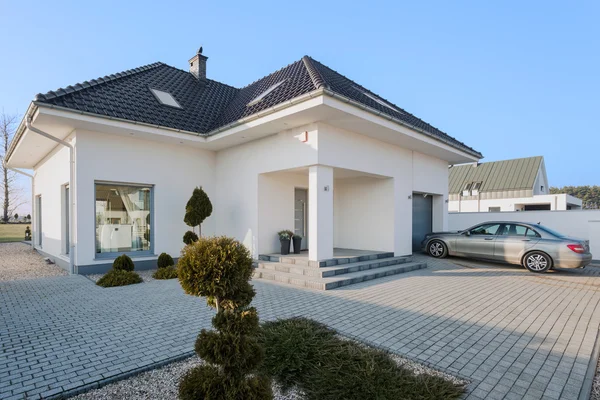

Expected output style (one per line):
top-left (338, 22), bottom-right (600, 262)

top-left (94, 181), bottom-right (155, 260)
top-left (149, 87), bottom-right (183, 109)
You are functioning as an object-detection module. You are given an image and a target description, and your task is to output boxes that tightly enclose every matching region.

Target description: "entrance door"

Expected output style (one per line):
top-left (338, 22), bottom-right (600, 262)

top-left (412, 193), bottom-right (432, 251)
top-left (294, 188), bottom-right (308, 250)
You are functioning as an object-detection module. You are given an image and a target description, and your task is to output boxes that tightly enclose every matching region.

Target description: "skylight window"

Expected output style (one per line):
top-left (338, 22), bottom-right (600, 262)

top-left (352, 86), bottom-right (403, 114)
top-left (247, 80), bottom-right (286, 107)
top-left (150, 88), bottom-right (182, 109)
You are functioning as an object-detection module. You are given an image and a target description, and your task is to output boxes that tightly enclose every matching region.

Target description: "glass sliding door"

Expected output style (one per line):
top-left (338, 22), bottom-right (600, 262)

top-left (95, 183), bottom-right (153, 256)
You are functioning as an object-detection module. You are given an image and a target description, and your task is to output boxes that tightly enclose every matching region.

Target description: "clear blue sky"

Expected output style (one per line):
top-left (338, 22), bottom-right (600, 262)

top-left (1, 0), bottom-right (599, 214)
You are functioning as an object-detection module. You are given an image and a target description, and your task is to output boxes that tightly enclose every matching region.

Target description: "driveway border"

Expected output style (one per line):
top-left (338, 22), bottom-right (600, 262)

top-left (579, 328), bottom-right (600, 400)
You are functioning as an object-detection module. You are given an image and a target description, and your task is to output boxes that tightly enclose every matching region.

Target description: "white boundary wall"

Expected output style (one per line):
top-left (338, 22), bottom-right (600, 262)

top-left (449, 210), bottom-right (600, 260)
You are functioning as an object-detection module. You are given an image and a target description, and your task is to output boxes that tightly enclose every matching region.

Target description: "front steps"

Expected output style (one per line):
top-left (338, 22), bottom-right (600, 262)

top-left (253, 252), bottom-right (426, 290)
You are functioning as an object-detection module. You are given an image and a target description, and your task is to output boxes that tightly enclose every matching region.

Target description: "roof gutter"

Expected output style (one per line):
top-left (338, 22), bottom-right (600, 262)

top-left (205, 88), bottom-right (327, 137)
top-left (25, 116), bottom-right (76, 274)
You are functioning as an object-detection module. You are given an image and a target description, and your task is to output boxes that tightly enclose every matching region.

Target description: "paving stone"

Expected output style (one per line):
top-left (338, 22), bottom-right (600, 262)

top-left (2, 255), bottom-right (600, 399)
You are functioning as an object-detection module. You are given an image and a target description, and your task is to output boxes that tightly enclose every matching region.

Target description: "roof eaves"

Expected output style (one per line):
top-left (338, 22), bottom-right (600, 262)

top-left (322, 88), bottom-right (483, 159)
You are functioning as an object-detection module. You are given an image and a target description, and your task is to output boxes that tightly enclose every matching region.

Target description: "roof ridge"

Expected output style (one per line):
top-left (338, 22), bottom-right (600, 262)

top-left (34, 62), bottom-right (166, 101)
top-left (302, 56), bottom-right (329, 89)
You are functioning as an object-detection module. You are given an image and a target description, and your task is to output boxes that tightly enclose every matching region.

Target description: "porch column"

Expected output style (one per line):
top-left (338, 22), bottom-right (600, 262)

top-left (308, 165), bottom-right (334, 261)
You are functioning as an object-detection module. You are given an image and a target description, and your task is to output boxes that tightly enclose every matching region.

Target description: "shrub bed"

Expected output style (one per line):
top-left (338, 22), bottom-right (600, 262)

top-left (97, 269), bottom-right (143, 287)
top-left (258, 318), bottom-right (465, 400)
top-left (153, 265), bottom-right (178, 280)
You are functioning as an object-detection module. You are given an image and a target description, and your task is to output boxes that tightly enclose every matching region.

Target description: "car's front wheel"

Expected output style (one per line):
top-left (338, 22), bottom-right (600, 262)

top-left (428, 240), bottom-right (447, 258)
top-left (523, 251), bottom-right (552, 273)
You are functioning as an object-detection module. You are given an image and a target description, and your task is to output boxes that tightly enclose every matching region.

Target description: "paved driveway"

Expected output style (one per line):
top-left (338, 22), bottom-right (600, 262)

top-left (2, 256), bottom-right (600, 400)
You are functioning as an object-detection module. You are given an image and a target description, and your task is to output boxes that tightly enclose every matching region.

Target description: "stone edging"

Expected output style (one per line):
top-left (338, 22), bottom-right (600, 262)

top-left (579, 328), bottom-right (600, 400)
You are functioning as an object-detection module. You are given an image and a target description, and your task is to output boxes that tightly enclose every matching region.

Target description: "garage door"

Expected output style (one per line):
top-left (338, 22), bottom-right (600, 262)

top-left (412, 194), bottom-right (432, 251)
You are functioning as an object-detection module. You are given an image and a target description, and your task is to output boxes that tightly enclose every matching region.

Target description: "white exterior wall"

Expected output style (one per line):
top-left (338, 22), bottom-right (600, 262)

top-left (257, 172), bottom-right (308, 254)
top-left (449, 193), bottom-right (580, 212)
top-left (32, 136), bottom-right (73, 267)
top-left (449, 210), bottom-right (600, 260)
top-left (30, 120), bottom-right (455, 266)
top-left (317, 123), bottom-right (449, 256)
top-left (334, 177), bottom-right (394, 251)
top-left (215, 125), bottom-right (318, 256)
top-left (74, 130), bottom-right (216, 267)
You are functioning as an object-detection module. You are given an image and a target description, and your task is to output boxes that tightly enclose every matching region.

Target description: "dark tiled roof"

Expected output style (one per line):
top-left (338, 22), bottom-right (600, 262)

top-left (34, 56), bottom-right (481, 156)
top-left (35, 63), bottom-right (238, 133)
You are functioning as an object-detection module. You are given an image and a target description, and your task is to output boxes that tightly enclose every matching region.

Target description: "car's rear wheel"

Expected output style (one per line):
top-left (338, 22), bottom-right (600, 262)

top-left (523, 251), bottom-right (552, 273)
top-left (428, 240), bottom-right (447, 258)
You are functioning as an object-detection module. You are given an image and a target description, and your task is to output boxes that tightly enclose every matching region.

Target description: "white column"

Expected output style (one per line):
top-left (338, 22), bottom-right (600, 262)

top-left (309, 165), bottom-right (334, 261)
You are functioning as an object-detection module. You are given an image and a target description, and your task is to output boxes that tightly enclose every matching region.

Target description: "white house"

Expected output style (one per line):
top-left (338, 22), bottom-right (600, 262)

top-left (448, 156), bottom-right (582, 213)
top-left (4, 48), bottom-right (481, 275)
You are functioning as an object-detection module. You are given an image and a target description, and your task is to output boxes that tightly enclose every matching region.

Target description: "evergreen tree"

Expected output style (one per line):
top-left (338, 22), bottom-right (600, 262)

top-left (184, 187), bottom-right (213, 236)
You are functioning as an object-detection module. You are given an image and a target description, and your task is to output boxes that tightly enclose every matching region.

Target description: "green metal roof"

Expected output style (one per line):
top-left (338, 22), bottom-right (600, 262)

top-left (449, 156), bottom-right (543, 194)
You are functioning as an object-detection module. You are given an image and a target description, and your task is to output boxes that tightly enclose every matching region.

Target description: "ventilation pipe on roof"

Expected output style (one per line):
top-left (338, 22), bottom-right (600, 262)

top-left (1, 157), bottom-right (34, 251)
top-left (25, 116), bottom-right (76, 274)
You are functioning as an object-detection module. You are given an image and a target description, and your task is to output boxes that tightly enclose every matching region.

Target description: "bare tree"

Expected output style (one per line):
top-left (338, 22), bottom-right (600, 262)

top-left (1, 113), bottom-right (25, 223)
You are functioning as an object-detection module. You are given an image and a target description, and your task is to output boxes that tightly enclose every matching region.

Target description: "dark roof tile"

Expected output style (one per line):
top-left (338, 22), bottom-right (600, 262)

top-left (33, 56), bottom-right (480, 156)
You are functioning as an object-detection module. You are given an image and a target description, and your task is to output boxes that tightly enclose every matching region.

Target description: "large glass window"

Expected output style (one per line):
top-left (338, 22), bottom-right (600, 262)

top-left (95, 183), bottom-right (152, 256)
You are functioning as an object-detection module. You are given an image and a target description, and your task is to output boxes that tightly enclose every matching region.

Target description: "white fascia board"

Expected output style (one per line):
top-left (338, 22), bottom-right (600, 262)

top-left (206, 94), bottom-right (325, 142)
top-left (35, 105), bottom-right (208, 143)
top-left (321, 94), bottom-right (481, 163)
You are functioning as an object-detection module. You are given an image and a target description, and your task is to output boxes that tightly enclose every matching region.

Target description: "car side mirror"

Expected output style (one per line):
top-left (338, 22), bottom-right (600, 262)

top-left (465, 231), bottom-right (471, 236)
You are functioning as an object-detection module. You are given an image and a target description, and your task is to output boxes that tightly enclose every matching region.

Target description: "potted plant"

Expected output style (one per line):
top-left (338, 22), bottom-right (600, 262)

top-left (292, 233), bottom-right (302, 254)
top-left (278, 230), bottom-right (292, 255)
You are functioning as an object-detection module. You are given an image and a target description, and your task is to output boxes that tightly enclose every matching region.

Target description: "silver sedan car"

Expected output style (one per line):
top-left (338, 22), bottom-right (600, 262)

top-left (421, 221), bottom-right (592, 273)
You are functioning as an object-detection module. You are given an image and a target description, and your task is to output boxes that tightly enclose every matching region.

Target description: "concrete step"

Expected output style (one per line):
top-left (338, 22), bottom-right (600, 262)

top-left (258, 251), bottom-right (395, 267)
top-left (253, 261), bottom-right (427, 290)
top-left (257, 256), bottom-right (412, 278)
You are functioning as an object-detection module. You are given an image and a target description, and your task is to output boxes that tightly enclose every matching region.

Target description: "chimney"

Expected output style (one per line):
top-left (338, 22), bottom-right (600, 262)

top-left (189, 46), bottom-right (208, 81)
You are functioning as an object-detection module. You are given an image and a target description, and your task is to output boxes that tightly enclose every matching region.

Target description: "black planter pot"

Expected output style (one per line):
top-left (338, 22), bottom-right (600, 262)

top-left (280, 239), bottom-right (291, 255)
top-left (292, 236), bottom-right (302, 254)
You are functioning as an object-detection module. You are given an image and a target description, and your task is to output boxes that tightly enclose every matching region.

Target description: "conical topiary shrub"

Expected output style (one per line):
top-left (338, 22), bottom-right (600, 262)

top-left (184, 187), bottom-right (212, 237)
top-left (178, 236), bottom-right (272, 400)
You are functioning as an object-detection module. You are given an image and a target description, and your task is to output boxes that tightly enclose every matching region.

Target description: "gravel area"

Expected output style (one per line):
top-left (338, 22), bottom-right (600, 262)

top-left (87, 269), bottom-right (157, 283)
top-left (0, 242), bottom-right (68, 281)
top-left (70, 356), bottom-right (303, 400)
top-left (70, 337), bottom-right (464, 400)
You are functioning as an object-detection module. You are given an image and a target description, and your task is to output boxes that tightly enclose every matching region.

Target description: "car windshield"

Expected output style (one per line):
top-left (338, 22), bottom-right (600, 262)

top-left (534, 224), bottom-right (565, 238)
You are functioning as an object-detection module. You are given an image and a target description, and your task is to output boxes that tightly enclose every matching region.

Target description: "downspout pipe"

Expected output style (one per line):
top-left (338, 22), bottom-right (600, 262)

top-left (1, 157), bottom-right (34, 250)
top-left (25, 117), bottom-right (76, 274)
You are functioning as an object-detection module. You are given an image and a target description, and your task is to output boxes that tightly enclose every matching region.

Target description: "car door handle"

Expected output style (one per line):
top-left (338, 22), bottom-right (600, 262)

top-left (484, 237), bottom-right (494, 240)
top-left (522, 239), bottom-right (531, 242)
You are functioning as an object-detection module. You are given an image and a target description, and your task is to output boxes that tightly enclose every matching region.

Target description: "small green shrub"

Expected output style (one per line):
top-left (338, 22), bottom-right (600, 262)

top-left (183, 230), bottom-right (199, 245)
top-left (96, 269), bottom-right (142, 287)
top-left (179, 365), bottom-right (271, 400)
top-left (112, 254), bottom-right (134, 271)
top-left (157, 252), bottom-right (174, 268)
top-left (152, 265), bottom-right (178, 280)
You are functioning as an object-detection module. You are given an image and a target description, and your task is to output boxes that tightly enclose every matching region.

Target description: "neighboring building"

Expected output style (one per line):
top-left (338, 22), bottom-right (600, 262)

top-left (5, 48), bottom-right (481, 274)
top-left (448, 156), bottom-right (582, 213)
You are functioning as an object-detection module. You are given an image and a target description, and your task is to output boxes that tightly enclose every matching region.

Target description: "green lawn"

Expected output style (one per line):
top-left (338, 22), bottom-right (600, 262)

top-left (0, 224), bottom-right (28, 243)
